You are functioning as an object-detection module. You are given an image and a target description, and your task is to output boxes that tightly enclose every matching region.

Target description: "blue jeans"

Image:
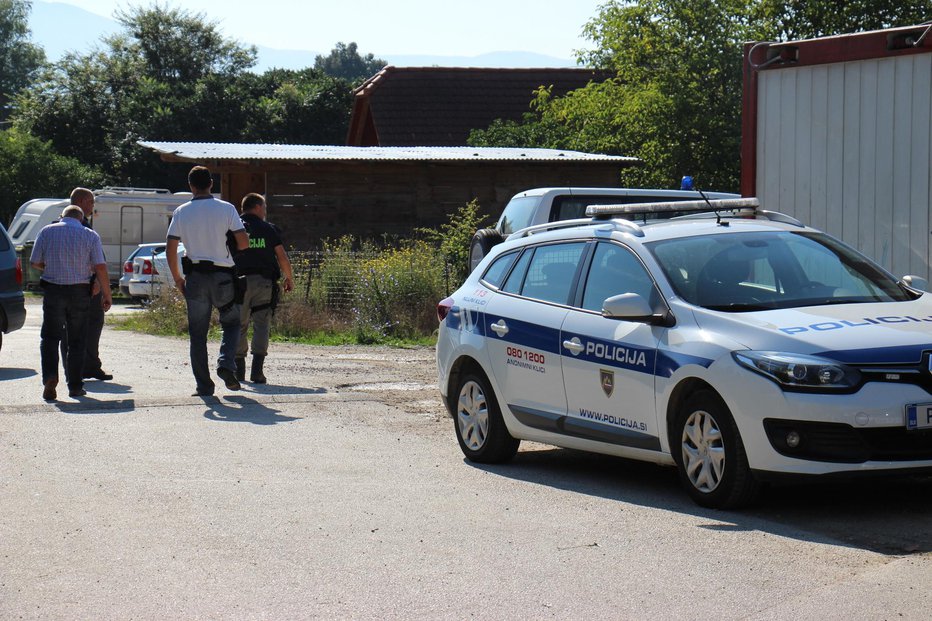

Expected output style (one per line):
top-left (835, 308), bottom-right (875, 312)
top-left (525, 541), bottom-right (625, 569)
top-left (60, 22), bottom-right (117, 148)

top-left (184, 270), bottom-right (241, 394)
top-left (40, 282), bottom-right (91, 390)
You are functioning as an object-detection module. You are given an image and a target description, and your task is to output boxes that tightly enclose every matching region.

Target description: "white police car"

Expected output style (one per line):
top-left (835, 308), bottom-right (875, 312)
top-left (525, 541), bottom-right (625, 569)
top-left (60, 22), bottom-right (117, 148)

top-left (436, 198), bottom-right (932, 509)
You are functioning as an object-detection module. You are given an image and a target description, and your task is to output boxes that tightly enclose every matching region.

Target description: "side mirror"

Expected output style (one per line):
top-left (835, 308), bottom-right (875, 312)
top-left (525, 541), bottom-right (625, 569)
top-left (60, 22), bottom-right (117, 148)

top-left (901, 275), bottom-right (929, 292)
top-left (602, 293), bottom-right (674, 326)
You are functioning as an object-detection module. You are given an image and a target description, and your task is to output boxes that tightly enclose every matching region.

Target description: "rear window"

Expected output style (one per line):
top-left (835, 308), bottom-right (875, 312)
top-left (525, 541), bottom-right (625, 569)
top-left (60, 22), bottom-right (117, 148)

top-left (481, 250), bottom-right (518, 288)
top-left (498, 196), bottom-right (539, 235)
top-left (551, 194), bottom-right (707, 222)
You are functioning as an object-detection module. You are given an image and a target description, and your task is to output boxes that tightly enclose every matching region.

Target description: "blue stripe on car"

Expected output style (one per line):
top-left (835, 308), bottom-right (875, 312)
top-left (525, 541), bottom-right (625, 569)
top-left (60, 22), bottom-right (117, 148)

top-left (445, 306), bottom-right (486, 336)
top-left (451, 309), bottom-right (715, 376)
top-left (484, 314), bottom-right (562, 354)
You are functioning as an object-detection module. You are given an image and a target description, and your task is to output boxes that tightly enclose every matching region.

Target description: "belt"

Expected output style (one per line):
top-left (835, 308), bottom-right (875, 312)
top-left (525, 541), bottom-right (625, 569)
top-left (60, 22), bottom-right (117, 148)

top-left (41, 280), bottom-right (90, 288)
top-left (190, 262), bottom-right (234, 274)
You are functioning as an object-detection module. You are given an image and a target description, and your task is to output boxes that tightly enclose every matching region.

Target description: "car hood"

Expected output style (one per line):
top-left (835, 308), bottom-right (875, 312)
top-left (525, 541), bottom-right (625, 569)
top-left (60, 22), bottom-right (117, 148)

top-left (688, 294), bottom-right (932, 364)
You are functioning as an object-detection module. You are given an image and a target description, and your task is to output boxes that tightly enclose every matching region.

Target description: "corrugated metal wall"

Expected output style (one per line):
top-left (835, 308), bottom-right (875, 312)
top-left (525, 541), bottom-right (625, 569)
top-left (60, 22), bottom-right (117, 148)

top-left (756, 54), bottom-right (932, 282)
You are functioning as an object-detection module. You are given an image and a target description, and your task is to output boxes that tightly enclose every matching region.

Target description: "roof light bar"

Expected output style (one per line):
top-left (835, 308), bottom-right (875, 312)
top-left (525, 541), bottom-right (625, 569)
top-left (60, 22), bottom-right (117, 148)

top-left (585, 198), bottom-right (760, 218)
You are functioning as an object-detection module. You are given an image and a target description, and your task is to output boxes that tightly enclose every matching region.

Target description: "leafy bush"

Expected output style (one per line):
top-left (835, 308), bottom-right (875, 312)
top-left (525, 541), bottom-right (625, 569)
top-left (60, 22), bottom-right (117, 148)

top-left (418, 199), bottom-right (490, 286)
top-left (296, 236), bottom-right (375, 316)
top-left (354, 240), bottom-right (446, 340)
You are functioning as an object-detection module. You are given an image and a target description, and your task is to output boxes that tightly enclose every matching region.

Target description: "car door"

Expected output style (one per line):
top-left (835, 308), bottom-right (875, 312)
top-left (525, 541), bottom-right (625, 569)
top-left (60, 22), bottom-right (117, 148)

top-left (560, 241), bottom-right (665, 452)
top-left (483, 242), bottom-right (586, 424)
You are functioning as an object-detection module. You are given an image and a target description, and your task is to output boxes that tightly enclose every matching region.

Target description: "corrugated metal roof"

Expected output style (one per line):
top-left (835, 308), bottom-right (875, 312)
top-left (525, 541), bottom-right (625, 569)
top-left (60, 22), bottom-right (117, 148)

top-left (138, 141), bottom-right (639, 163)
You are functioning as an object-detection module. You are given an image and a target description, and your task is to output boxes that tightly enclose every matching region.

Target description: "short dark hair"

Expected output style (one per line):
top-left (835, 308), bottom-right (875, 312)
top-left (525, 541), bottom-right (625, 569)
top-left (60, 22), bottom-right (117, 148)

top-left (188, 166), bottom-right (213, 191)
top-left (70, 187), bottom-right (94, 204)
top-left (241, 193), bottom-right (266, 213)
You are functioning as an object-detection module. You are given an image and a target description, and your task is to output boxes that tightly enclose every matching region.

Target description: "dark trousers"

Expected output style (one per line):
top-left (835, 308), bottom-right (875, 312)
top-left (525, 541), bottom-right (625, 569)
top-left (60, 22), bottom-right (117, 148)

top-left (60, 290), bottom-right (105, 383)
top-left (40, 283), bottom-right (91, 390)
top-left (184, 270), bottom-right (241, 393)
top-left (83, 291), bottom-right (105, 373)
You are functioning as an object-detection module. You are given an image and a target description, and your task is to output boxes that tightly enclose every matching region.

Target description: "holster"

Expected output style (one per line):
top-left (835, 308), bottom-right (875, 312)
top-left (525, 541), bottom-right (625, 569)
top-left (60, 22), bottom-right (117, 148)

top-left (233, 274), bottom-right (247, 305)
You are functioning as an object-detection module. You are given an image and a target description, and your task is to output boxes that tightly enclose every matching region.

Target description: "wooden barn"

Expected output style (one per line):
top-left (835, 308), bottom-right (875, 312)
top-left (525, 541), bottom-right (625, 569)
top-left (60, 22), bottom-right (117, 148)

top-left (139, 142), bottom-right (637, 248)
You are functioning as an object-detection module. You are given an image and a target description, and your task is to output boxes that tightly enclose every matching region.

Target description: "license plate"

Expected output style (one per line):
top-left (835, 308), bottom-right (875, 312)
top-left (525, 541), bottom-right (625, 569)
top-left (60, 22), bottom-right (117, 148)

top-left (906, 402), bottom-right (932, 430)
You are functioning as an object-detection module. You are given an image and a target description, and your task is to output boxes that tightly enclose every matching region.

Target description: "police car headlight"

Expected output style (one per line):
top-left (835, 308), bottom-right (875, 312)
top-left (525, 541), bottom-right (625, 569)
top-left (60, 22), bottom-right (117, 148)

top-left (732, 351), bottom-right (860, 391)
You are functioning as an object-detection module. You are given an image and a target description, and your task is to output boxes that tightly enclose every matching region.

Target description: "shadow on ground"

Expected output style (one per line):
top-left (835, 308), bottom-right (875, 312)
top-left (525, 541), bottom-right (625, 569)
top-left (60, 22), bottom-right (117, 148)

top-left (201, 394), bottom-right (302, 425)
top-left (470, 447), bottom-right (932, 556)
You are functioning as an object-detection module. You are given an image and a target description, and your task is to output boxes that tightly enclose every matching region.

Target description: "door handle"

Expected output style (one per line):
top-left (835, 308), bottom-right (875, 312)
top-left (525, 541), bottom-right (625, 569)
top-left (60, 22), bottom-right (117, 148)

top-left (563, 337), bottom-right (584, 354)
top-left (490, 320), bottom-right (509, 337)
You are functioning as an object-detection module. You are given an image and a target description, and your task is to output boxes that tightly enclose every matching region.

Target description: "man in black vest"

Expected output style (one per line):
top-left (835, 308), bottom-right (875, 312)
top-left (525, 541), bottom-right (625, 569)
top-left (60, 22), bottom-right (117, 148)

top-left (233, 193), bottom-right (294, 383)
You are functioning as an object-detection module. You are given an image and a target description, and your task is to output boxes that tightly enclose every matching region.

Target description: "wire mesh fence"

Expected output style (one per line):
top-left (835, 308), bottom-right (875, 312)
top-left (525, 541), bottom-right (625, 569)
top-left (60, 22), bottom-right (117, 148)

top-left (285, 246), bottom-right (461, 338)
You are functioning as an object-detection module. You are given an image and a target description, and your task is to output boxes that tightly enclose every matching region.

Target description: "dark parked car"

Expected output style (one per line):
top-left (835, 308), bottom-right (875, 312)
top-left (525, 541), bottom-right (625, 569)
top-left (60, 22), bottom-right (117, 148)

top-left (0, 222), bottom-right (26, 354)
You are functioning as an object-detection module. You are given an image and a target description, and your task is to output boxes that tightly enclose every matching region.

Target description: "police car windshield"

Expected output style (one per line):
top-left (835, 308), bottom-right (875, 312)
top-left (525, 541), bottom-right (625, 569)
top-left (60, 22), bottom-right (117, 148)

top-left (647, 231), bottom-right (914, 312)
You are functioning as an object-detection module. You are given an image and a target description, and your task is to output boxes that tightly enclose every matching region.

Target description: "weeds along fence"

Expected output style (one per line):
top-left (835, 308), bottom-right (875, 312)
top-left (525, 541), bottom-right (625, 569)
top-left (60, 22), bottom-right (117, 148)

top-left (284, 241), bottom-right (460, 339)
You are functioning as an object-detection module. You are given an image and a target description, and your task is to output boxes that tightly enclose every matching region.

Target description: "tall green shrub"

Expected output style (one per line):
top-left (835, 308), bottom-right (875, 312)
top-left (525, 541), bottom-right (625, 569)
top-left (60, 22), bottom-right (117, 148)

top-left (354, 240), bottom-right (446, 339)
top-left (418, 199), bottom-right (490, 286)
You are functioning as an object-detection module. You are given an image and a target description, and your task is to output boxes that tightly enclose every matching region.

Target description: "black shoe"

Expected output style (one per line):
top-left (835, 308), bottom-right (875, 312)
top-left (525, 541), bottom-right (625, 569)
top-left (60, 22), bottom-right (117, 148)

top-left (83, 370), bottom-right (113, 381)
top-left (43, 379), bottom-right (58, 401)
top-left (250, 355), bottom-right (266, 384)
top-left (217, 366), bottom-right (241, 391)
top-left (191, 390), bottom-right (215, 397)
top-left (69, 387), bottom-right (87, 397)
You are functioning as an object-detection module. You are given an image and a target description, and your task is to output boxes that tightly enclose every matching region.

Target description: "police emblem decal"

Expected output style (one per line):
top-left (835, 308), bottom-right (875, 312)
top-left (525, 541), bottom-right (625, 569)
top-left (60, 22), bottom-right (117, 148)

top-left (600, 369), bottom-right (614, 398)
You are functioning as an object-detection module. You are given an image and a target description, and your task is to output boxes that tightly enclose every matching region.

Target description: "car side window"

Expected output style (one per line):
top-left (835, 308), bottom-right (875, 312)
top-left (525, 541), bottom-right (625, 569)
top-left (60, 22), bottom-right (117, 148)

top-left (581, 242), bottom-right (657, 312)
top-left (501, 249), bottom-right (532, 294)
top-left (481, 251), bottom-right (518, 289)
top-left (518, 242), bottom-right (586, 304)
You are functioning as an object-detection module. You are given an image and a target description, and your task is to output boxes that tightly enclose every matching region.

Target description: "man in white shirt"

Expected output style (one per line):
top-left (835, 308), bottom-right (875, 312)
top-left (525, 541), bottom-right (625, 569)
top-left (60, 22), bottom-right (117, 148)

top-left (166, 166), bottom-right (248, 396)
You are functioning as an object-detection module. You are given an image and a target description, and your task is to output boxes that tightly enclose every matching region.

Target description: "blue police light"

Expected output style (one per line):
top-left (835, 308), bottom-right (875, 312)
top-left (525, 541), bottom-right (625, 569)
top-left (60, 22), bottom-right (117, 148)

top-left (680, 176), bottom-right (694, 191)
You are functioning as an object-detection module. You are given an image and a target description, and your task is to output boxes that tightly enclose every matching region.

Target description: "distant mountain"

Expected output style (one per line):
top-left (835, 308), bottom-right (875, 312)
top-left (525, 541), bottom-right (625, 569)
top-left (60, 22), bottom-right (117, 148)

top-left (29, 1), bottom-right (574, 71)
top-left (31, 1), bottom-right (120, 60)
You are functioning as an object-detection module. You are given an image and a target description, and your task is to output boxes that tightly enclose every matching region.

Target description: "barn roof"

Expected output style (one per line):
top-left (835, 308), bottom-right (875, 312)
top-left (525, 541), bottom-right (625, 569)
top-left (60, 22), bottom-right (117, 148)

top-left (138, 141), bottom-right (639, 164)
top-left (346, 66), bottom-right (613, 147)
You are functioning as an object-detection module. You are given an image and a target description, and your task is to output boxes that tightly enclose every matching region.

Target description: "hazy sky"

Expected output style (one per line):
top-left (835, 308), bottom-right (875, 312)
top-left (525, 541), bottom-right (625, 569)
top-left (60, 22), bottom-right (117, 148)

top-left (54, 0), bottom-right (608, 58)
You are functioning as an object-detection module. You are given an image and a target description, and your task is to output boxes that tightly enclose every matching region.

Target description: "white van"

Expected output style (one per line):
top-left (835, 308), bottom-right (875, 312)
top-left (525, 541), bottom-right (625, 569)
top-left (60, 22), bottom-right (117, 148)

top-left (468, 187), bottom-right (741, 271)
top-left (8, 187), bottom-right (192, 286)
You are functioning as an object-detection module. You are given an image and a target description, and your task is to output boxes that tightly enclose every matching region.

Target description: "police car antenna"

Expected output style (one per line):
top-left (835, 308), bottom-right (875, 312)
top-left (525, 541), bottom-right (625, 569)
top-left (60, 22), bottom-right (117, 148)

top-left (682, 175), bottom-right (727, 226)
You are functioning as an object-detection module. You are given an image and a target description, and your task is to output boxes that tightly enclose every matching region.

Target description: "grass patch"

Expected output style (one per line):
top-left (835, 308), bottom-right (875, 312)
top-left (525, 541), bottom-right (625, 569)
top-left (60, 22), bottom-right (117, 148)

top-left (110, 287), bottom-right (438, 347)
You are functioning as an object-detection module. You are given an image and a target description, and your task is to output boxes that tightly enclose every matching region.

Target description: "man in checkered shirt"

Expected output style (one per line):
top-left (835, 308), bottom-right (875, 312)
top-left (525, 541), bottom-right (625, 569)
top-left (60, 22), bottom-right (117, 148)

top-left (31, 192), bottom-right (113, 401)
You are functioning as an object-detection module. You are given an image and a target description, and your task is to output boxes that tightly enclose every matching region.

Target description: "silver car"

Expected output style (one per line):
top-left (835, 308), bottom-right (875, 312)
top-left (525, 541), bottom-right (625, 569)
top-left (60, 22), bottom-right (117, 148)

top-left (119, 243), bottom-right (165, 298)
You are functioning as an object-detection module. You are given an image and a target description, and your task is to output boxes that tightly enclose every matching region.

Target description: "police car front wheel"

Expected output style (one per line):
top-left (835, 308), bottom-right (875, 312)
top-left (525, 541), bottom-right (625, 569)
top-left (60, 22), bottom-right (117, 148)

top-left (674, 390), bottom-right (760, 509)
top-left (453, 373), bottom-right (519, 463)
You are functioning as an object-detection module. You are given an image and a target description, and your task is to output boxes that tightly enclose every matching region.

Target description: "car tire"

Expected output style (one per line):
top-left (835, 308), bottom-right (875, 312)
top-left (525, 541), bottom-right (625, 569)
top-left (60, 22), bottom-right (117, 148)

top-left (674, 390), bottom-right (760, 509)
top-left (453, 372), bottom-right (519, 463)
top-left (468, 228), bottom-right (504, 273)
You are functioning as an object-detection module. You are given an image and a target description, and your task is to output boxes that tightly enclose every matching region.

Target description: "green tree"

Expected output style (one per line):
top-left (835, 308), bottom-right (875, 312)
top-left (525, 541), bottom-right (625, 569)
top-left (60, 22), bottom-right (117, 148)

top-left (755, 0), bottom-right (932, 41)
top-left (13, 3), bottom-right (354, 189)
top-left (471, 0), bottom-right (927, 193)
top-left (472, 0), bottom-right (758, 191)
top-left (314, 42), bottom-right (387, 84)
top-left (0, 127), bottom-right (104, 225)
top-left (0, 0), bottom-right (45, 120)
top-left (245, 69), bottom-right (353, 144)
top-left (113, 4), bottom-right (256, 82)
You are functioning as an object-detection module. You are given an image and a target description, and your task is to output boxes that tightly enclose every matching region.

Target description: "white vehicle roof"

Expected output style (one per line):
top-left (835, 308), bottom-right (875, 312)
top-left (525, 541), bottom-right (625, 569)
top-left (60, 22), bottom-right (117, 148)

top-left (507, 187), bottom-right (739, 198)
